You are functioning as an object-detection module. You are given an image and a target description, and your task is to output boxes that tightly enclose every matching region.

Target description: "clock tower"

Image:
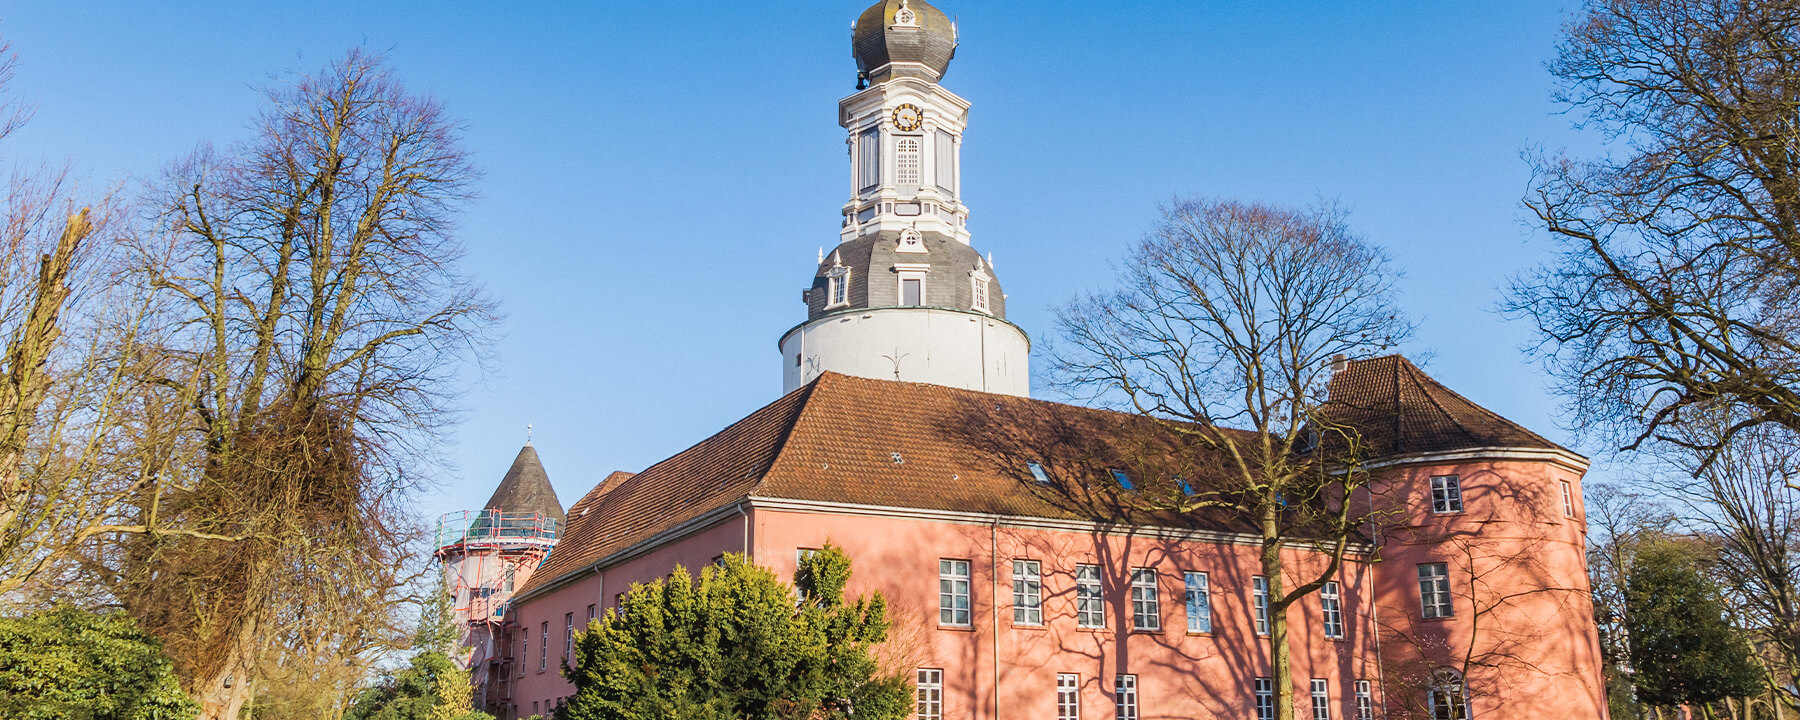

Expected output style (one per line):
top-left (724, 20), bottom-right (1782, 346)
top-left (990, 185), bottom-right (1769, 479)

top-left (779, 0), bottom-right (1031, 397)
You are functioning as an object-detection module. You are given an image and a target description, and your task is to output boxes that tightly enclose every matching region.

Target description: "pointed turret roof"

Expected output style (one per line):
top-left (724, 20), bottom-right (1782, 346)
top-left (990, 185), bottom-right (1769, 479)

top-left (1323, 355), bottom-right (1572, 458)
top-left (482, 444), bottom-right (566, 523)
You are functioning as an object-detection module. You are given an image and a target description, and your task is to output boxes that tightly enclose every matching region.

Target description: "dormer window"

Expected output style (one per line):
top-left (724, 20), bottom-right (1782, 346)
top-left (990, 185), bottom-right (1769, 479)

top-left (972, 276), bottom-right (990, 313)
top-left (1110, 469), bottom-right (1135, 490)
top-left (895, 4), bottom-right (916, 26)
top-left (826, 265), bottom-right (850, 307)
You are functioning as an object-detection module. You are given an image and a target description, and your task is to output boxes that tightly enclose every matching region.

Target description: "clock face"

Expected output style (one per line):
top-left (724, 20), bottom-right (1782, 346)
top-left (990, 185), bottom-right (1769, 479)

top-left (891, 103), bottom-right (924, 132)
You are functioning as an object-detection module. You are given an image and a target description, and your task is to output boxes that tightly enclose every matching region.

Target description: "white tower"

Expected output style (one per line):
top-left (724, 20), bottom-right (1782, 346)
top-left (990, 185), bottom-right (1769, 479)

top-left (779, 0), bottom-right (1031, 397)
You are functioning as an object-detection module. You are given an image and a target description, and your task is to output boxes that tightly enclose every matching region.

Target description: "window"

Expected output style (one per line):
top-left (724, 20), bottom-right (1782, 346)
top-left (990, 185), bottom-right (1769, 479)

top-left (539, 621), bottom-right (548, 671)
top-left (1355, 680), bottom-right (1373, 720)
top-left (897, 137), bottom-right (921, 185)
top-left (1428, 668), bottom-right (1469, 720)
top-left (1028, 461), bottom-right (1052, 484)
top-left (1113, 674), bottom-right (1138, 720)
top-left (934, 130), bottom-right (957, 195)
top-left (1109, 469), bottom-right (1134, 491)
top-left (1184, 572), bottom-right (1212, 633)
top-left (1562, 480), bottom-right (1576, 517)
top-left (1057, 673), bottom-right (1080, 720)
top-left (916, 668), bottom-right (943, 720)
top-left (520, 635), bottom-right (527, 676)
top-left (586, 603), bottom-right (596, 625)
top-left (1130, 568), bottom-right (1159, 631)
top-left (1253, 576), bottom-right (1270, 636)
top-left (857, 128), bottom-right (880, 191)
top-left (1321, 581), bottom-right (1344, 639)
top-left (1177, 477), bottom-right (1195, 496)
top-left (827, 266), bottom-right (849, 307)
top-left (1430, 475), bottom-right (1463, 513)
top-left (503, 564), bottom-right (515, 592)
top-left (1076, 564), bottom-right (1104, 628)
top-left (1311, 679), bottom-right (1331, 720)
top-left (1254, 678), bottom-right (1275, 720)
top-left (972, 276), bottom-right (990, 313)
top-left (1419, 563), bottom-right (1453, 618)
top-left (902, 277), bottom-right (923, 306)
top-left (796, 548), bottom-right (822, 602)
top-left (564, 613), bottom-right (574, 663)
top-left (939, 559), bottom-right (971, 626)
top-left (1013, 560), bottom-right (1043, 625)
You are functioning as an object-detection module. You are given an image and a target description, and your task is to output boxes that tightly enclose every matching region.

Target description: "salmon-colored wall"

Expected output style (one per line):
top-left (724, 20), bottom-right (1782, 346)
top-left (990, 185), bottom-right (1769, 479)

top-left (754, 509), bottom-right (1382, 720)
top-left (1369, 458), bottom-right (1606, 720)
top-left (506, 516), bottom-right (750, 718)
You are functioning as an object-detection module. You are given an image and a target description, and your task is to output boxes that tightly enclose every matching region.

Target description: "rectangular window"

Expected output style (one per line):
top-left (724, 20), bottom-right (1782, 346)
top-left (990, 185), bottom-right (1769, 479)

top-left (1419, 562), bottom-right (1453, 618)
top-left (1013, 560), bottom-right (1043, 626)
top-left (902, 277), bottom-right (923, 306)
top-left (916, 668), bottom-right (943, 720)
top-left (1027, 461), bottom-right (1052, 484)
top-left (520, 636), bottom-right (527, 677)
top-left (586, 603), bottom-right (596, 624)
top-left (939, 559), bottom-right (971, 626)
top-left (1254, 678), bottom-right (1275, 720)
top-left (972, 276), bottom-right (990, 313)
top-left (1130, 568), bottom-right (1159, 631)
top-left (1113, 674), bottom-right (1138, 720)
top-left (1429, 686), bottom-right (1468, 720)
top-left (1109, 469), bottom-right (1134, 491)
top-left (1321, 581), bottom-right (1344, 639)
top-left (564, 613), bottom-right (574, 663)
top-left (1311, 679), bottom-right (1331, 720)
top-left (857, 128), bottom-right (880, 191)
top-left (1253, 576), bottom-right (1270, 636)
top-left (797, 548), bottom-right (821, 602)
top-left (1076, 564), bottom-right (1104, 628)
top-left (1056, 673), bottom-right (1080, 720)
top-left (1562, 480), bottom-right (1575, 517)
top-left (539, 621), bottom-right (548, 671)
top-left (1184, 572), bottom-right (1212, 634)
top-left (1355, 680), bottom-right (1373, 720)
top-left (934, 130), bottom-right (956, 194)
top-left (828, 270), bottom-right (849, 306)
top-left (1431, 475), bottom-right (1464, 513)
top-left (897, 136), bottom-right (921, 185)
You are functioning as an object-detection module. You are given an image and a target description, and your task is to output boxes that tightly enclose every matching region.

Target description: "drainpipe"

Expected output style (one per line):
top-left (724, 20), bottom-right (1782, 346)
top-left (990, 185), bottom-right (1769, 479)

top-left (1367, 487), bottom-right (1389, 719)
top-left (738, 502), bottom-right (752, 559)
top-left (991, 517), bottom-right (1001, 720)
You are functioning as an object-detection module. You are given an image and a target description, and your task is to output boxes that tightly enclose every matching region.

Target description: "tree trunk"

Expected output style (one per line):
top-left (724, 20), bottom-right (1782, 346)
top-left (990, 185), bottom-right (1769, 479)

top-left (192, 614), bottom-right (260, 720)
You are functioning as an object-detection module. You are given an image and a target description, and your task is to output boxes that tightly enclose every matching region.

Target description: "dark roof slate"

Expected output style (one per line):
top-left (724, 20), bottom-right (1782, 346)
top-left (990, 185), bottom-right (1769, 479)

top-left (482, 444), bottom-right (566, 524)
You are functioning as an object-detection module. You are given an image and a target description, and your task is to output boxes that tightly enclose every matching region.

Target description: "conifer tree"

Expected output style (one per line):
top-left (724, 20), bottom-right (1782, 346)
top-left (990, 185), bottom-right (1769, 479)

top-left (1625, 538), bottom-right (1762, 709)
top-left (562, 545), bottom-right (910, 720)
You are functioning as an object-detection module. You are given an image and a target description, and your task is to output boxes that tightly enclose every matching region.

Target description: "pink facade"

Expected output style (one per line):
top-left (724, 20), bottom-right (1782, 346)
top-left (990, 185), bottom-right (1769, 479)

top-left (500, 447), bottom-right (1604, 720)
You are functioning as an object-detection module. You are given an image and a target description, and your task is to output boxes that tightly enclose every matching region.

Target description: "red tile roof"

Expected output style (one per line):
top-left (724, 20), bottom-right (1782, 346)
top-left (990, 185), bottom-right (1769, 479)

top-left (519, 357), bottom-right (1568, 597)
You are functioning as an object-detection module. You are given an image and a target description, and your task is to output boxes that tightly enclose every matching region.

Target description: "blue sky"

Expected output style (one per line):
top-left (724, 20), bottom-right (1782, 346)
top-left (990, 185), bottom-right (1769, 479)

top-left (3, 1), bottom-right (1605, 518)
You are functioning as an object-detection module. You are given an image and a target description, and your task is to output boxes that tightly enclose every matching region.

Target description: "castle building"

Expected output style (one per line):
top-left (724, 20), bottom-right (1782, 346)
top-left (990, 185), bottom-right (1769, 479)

top-left (448, 2), bottom-right (1608, 718)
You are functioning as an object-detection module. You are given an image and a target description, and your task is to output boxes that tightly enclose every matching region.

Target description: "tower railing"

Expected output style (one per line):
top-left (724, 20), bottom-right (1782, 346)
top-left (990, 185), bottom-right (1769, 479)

top-left (434, 509), bottom-right (560, 552)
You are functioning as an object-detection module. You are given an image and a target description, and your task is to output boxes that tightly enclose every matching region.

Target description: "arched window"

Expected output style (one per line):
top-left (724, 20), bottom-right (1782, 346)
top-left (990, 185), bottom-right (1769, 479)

top-left (897, 137), bottom-right (921, 185)
top-left (1428, 668), bottom-right (1469, 720)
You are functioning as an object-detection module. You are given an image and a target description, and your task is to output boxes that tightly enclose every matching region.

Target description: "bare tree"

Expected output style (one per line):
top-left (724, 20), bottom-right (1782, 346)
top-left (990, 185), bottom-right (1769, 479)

top-left (1053, 198), bottom-right (1412, 720)
top-left (1508, 0), bottom-right (1800, 465)
top-left (94, 49), bottom-right (495, 719)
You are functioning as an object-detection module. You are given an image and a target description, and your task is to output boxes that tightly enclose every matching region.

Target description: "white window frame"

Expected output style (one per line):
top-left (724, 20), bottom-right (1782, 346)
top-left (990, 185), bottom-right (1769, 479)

top-left (1419, 562), bottom-right (1453, 619)
top-left (1013, 559), bottom-right (1043, 626)
top-left (916, 668), bottom-right (943, 720)
top-left (1321, 580), bottom-right (1344, 639)
top-left (1184, 572), bottom-right (1212, 634)
top-left (826, 266), bottom-right (850, 307)
top-left (1428, 668), bottom-right (1470, 720)
top-left (1355, 680), bottom-right (1373, 720)
top-left (971, 275), bottom-right (990, 313)
top-left (1076, 564), bottom-right (1104, 629)
top-left (1113, 674), bottom-right (1138, 720)
top-left (1253, 576), bottom-right (1270, 636)
top-left (1129, 568), bottom-right (1159, 631)
top-left (1430, 475), bottom-right (1464, 513)
top-left (898, 272), bottom-right (927, 307)
top-left (940, 559), bottom-right (972, 626)
top-left (1254, 677), bottom-right (1275, 720)
top-left (539, 621), bottom-right (548, 671)
top-left (1056, 673), bottom-right (1080, 720)
top-left (857, 128), bottom-right (881, 192)
top-left (1311, 678), bottom-right (1331, 720)
top-left (564, 612), bottom-right (574, 664)
top-left (1027, 461), bottom-right (1052, 484)
top-left (796, 548), bottom-right (821, 603)
top-left (897, 136), bottom-right (922, 186)
top-left (1562, 480), bottom-right (1576, 517)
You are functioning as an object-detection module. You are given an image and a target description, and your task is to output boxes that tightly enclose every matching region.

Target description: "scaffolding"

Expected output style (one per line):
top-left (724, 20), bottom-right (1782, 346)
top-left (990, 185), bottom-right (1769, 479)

top-left (434, 509), bottom-right (559, 629)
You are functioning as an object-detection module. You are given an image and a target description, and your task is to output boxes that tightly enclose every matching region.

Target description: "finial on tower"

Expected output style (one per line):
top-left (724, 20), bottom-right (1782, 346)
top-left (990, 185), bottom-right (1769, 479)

top-left (526, 423), bottom-right (533, 446)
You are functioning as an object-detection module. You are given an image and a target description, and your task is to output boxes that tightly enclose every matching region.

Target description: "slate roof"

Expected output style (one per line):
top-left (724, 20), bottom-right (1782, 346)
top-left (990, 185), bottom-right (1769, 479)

top-left (1322, 355), bottom-right (1569, 457)
top-left (802, 230), bottom-right (1007, 321)
top-left (853, 0), bottom-right (958, 84)
top-left (482, 444), bottom-right (566, 524)
top-left (519, 357), bottom-right (1569, 597)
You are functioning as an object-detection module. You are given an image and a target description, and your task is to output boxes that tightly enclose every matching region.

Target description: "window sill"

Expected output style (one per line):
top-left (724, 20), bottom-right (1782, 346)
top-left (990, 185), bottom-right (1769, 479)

top-left (1010, 622), bottom-right (1048, 631)
top-left (938, 624), bottom-right (977, 633)
top-left (1074, 625), bottom-right (1108, 633)
top-left (1129, 627), bottom-right (1162, 634)
top-left (1185, 631), bottom-right (1214, 637)
top-left (1419, 615), bottom-right (1456, 623)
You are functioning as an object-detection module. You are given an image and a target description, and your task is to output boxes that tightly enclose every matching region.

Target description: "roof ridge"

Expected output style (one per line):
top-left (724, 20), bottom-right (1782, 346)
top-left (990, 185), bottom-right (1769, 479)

top-left (744, 374), bottom-right (831, 497)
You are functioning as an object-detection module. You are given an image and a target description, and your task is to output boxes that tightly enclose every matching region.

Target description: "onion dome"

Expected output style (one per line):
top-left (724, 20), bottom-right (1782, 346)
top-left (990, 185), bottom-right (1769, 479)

top-left (852, 0), bottom-right (957, 86)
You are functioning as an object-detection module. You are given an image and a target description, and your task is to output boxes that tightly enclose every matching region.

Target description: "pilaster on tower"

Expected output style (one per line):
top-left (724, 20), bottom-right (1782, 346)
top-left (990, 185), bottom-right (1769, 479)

top-left (840, 0), bottom-right (971, 245)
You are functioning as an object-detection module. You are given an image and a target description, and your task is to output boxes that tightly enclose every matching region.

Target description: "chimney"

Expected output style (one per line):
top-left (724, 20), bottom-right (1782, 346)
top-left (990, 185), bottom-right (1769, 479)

top-left (1331, 354), bottom-right (1349, 373)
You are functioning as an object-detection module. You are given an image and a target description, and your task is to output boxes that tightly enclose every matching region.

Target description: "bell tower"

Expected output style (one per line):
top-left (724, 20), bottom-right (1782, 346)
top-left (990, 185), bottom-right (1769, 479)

top-left (779, 0), bottom-right (1031, 397)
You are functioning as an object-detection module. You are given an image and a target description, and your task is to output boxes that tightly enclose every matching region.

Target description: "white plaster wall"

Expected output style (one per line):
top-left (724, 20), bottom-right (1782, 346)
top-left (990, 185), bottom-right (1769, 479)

top-left (780, 307), bottom-right (1030, 397)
